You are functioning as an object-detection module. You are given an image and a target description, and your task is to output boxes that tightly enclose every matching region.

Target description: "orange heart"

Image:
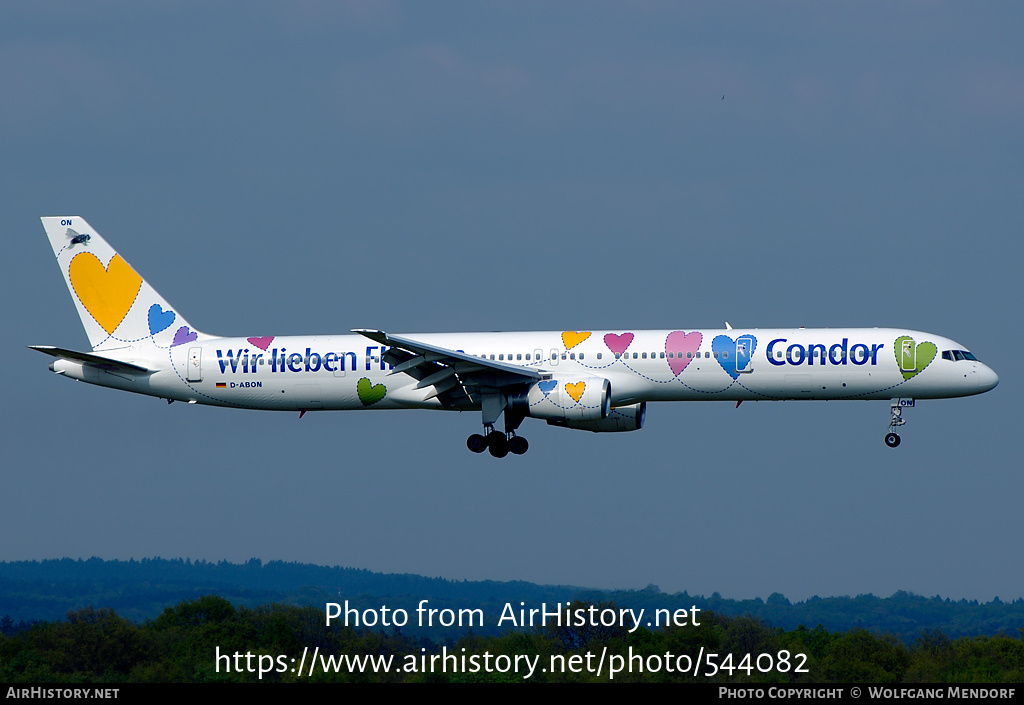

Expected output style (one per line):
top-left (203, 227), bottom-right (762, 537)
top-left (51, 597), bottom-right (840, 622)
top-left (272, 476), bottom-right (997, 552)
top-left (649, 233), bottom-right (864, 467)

top-left (561, 331), bottom-right (591, 350)
top-left (69, 253), bottom-right (143, 335)
top-left (565, 381), bottom-right (586, 403)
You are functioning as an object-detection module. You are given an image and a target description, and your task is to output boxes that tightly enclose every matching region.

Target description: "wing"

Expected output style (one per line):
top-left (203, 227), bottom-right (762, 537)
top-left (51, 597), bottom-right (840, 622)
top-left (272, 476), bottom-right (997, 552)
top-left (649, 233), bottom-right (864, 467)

top-left (353, 329), bottom-right (545, 408)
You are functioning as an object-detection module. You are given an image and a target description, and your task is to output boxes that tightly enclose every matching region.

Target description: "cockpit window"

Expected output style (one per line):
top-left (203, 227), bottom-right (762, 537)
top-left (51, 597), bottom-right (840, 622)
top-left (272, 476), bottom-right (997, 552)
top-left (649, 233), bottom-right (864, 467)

top-left (943, 349), bottom-right (979, 362)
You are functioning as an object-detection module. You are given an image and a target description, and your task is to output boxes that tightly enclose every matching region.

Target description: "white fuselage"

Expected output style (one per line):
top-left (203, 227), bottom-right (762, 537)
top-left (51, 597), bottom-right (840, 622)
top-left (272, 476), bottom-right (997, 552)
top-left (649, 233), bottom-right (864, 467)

top-left (60, 327), bottom-right (998, 412)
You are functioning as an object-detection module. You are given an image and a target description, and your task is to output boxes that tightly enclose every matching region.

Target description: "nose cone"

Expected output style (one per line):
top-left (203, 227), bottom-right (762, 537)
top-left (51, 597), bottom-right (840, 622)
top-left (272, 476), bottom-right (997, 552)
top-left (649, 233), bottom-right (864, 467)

top-left (977, 364), bottom-right (999, 393)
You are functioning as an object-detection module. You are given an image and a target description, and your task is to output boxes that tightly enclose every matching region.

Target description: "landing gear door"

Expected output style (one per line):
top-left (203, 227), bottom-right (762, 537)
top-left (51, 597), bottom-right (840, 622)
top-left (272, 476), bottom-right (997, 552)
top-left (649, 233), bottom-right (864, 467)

top-left (187, 347), bottom-right (202, 382)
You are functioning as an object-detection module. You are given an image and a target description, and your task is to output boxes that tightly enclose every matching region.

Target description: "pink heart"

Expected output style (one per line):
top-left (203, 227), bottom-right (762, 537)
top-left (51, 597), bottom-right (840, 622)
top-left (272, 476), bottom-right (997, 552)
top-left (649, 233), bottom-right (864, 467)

top-left (665, 331), bottom-right (703, 376)
top-left (247, 336), bottom-right (275, 351)
top-left (604, 332), bottom-right (634, 355)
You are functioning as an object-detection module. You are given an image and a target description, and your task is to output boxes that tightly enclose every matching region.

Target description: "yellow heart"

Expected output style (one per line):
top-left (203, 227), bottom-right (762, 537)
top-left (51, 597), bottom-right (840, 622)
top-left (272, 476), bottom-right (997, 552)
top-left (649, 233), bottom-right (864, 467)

top-left (565, 381), bottom-right (586, 403)
top-left (561, 331), bottom-right (591, 350)
top-left (69, 253), bottom-right (143, 335)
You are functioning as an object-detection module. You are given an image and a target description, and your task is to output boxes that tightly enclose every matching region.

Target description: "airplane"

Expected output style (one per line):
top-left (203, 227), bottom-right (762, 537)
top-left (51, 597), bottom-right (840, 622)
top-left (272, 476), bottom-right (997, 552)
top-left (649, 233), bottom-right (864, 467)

top-left (33, 216), bottom-right (998, 457)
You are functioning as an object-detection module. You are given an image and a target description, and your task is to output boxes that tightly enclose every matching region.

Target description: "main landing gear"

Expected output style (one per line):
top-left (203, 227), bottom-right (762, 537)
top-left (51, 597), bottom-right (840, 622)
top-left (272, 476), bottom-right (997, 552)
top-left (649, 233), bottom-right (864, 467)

top-left (467, 391), bottom-right (530, 458)
top-left (885, 398), bottom-right (913, 448)
top-left (467, 425), bottom-right (529, 457)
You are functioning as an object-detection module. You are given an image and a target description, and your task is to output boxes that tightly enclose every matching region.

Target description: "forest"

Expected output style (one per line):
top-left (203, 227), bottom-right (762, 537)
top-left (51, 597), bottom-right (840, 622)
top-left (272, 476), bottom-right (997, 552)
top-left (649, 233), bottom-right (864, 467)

top-left (2, 558), bottom-right (1021, 644)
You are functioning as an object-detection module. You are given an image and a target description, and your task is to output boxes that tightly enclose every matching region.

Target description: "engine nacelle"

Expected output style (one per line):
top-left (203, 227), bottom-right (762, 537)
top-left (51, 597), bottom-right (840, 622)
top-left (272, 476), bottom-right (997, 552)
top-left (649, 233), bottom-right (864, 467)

top-left (508, 376), bottom-right (611, 423)
top-left (547, 402), bottom-right (646, 433)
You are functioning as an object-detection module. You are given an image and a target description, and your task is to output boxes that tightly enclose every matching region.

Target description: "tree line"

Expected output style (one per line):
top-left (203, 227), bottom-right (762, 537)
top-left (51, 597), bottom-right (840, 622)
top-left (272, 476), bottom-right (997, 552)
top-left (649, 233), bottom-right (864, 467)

top-left (2, 597), bottom-right (1022, 683)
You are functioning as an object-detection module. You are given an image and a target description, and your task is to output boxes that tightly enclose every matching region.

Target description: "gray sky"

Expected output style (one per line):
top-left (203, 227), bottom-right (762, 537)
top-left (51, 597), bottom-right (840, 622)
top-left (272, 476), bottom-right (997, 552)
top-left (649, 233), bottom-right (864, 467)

top-left (2, 1), bottom-right (1021, 604)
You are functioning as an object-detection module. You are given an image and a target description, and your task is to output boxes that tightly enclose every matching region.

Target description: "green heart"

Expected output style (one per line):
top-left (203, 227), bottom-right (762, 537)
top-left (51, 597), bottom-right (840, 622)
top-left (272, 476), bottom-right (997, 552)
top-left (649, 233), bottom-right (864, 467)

top-left (894, 336), bottom-right (937, 380)
top-left (357, 377), bottom-right (386, 406)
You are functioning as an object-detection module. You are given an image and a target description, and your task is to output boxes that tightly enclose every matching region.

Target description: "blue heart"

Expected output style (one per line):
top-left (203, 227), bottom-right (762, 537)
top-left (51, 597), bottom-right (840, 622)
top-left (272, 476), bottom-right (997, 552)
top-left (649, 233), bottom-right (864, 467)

top-left (148, 304), bottom-right (175, 335)
top-left (712, 334), bottom-right (757, 379)
top-left (538, 380), bottom-right (557, 395)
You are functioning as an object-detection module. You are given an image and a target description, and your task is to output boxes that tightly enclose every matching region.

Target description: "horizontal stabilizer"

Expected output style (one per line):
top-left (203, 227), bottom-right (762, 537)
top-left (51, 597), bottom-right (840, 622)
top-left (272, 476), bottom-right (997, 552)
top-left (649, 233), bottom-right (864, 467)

top-left (29, 346), bottom-right (151, 375)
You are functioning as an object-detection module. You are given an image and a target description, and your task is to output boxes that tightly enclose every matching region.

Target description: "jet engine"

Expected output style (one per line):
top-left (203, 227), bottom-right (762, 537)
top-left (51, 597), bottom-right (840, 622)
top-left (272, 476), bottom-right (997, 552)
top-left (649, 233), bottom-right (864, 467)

top-left (547, 402), bottom-right (646, 432)
top-left (507, 376), bottom-right (611, 423)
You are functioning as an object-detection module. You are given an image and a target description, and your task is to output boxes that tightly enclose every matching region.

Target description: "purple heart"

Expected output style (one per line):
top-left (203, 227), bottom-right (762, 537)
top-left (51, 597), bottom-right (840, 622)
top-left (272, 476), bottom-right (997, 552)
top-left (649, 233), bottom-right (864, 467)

top-left (171, 326), bottom-right (198, 347)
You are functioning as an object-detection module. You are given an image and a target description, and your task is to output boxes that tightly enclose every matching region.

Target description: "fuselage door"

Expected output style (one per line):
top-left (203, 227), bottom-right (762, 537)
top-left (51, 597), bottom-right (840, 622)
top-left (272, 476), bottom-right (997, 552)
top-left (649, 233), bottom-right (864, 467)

top-left (735, 334), bottom-right (755, 373)
top-left (187, 347), bottom-right (202, 382)
top-left (899, 338), bottom-right (917, 373)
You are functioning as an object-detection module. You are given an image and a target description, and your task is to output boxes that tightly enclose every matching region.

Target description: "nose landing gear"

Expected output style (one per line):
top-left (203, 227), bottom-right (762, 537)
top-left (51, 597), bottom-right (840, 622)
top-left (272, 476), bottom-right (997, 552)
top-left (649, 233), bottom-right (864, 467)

top-left (885, 398), bottom-right (913, 448)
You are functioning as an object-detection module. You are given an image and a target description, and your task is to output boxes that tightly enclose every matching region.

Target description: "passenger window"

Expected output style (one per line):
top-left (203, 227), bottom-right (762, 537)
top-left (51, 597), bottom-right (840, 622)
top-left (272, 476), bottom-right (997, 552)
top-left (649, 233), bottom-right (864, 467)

top-left (596, 353), bottom-right (602, 359)
top-left (642, 353), bottom-right (647, 359)
top-left (660, 352), bottom-right (665, 359)
top-left (633, 353), bottom-right (638, 359)
top-left (579, 353), bottom-right (584, 360)
top-left (517, 354), bottom-right (522, 360)
top-left (570, 353), bottom-right (576, 360)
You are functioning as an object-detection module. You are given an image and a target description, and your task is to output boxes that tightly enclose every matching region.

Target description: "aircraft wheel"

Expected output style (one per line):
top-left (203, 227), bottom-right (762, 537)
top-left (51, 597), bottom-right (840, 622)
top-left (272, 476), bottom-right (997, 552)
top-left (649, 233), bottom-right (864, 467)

top-left (488, 435), bottom-right (509, 458)
top-left (509, 436), bottom-right (529, 455)
top-left (467, 434), bottom-right (487, 453)
top-left (885, 433), bottom-right (901, 448)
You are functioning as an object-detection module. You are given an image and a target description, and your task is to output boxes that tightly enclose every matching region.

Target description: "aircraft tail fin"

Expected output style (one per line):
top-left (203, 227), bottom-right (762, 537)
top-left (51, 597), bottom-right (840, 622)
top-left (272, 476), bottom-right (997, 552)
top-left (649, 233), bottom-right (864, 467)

top-left (39, 216), bottom-right (207, 351)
